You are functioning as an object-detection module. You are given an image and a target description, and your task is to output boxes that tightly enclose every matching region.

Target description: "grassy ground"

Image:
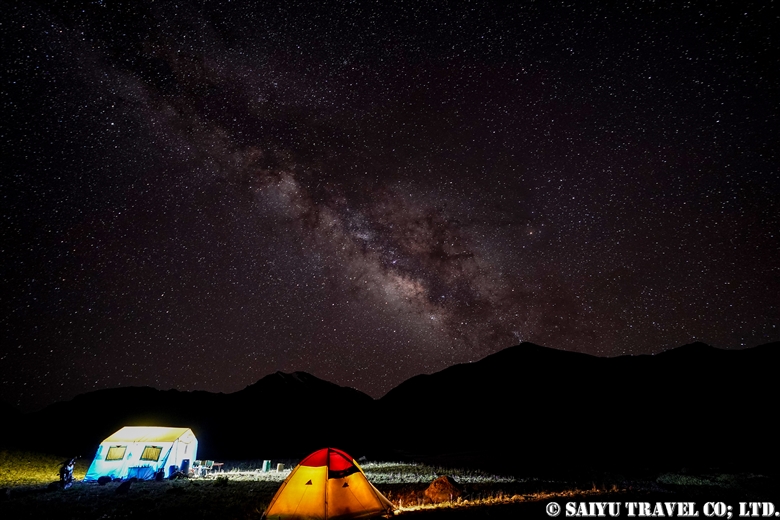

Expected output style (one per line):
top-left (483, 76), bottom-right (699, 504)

top-left (0, 450), bottom-right (89, 486)
top-left (0, 450), bottom-right (777, 519)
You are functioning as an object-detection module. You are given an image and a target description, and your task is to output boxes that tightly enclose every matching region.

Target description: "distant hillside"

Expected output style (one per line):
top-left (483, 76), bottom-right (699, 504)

top-left (378, 341), bottom-right (779, 474)
top-left (0, 401), bottom-right (22, 448)
top-left (14, 371), bottom-right (375, 460)
top-left (10, 342), bottom-right (778, 474)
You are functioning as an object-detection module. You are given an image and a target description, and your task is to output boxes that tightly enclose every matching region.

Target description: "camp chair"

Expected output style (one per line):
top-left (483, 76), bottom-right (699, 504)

top-left (202, 460), bottom-right (214, 474)
top-left (192, 460), bottom-right (201, 476)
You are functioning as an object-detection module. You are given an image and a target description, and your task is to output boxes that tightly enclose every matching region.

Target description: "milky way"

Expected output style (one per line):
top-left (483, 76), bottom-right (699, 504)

top-left (1, 0), bottom-right (778, 411)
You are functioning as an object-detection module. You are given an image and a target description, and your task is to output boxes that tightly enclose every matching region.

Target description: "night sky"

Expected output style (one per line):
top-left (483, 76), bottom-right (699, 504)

top-left (2, 0), bottom-right (778, 412)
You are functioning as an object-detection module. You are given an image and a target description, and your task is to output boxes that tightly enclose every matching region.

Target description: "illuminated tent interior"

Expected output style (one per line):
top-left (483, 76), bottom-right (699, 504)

top-left (84, 426), bottom-right (198, 481)
top-left (263, 447), bottom-right (394, 519)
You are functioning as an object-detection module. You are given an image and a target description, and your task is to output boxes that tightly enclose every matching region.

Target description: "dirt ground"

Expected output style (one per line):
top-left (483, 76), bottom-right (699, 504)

top-left (1, 469), bottom-right (778, 520)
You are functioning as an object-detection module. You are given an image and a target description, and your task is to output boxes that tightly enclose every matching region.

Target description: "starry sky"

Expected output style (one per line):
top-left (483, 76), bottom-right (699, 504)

top-left (2, 0), bottom-right (778, 412)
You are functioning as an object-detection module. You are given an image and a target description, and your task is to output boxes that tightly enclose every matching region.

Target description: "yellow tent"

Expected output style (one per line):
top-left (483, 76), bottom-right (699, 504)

top-left (263, 447), bottom-right (394, 519)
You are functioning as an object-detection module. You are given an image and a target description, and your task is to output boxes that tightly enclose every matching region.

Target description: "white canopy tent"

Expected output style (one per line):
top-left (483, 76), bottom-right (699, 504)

top-left (84, 426), bottom-right (198, 481)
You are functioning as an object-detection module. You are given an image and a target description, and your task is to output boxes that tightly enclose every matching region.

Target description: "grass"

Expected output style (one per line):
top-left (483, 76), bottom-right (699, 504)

top-left (360, 461), bottom-right (518, 485)
top-left (210, 460), bottom-right (518, 485)
top-left (0, 450), bottom-right (89, 486)
top-left (0, 450), bottom-right (777, 519)
top-left (0, 476), bottom-right (278, 520)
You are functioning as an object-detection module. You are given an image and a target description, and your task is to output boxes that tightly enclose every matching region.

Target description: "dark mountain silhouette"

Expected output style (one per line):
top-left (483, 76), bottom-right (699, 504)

top-left (378, 342), bottom-right (779, 474)
top-left (9, 342), bottom-right (778, 474)
top-left (13, 371), bottom-right (375, 460)
top-left (0, 400), bottom-right (22, 448)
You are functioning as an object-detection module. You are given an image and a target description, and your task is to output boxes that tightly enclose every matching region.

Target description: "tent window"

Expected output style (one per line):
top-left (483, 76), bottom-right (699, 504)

top-left (140, 446), bottom-right (163, 461)
top-left (106, 446), bottom-right (127, 461)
